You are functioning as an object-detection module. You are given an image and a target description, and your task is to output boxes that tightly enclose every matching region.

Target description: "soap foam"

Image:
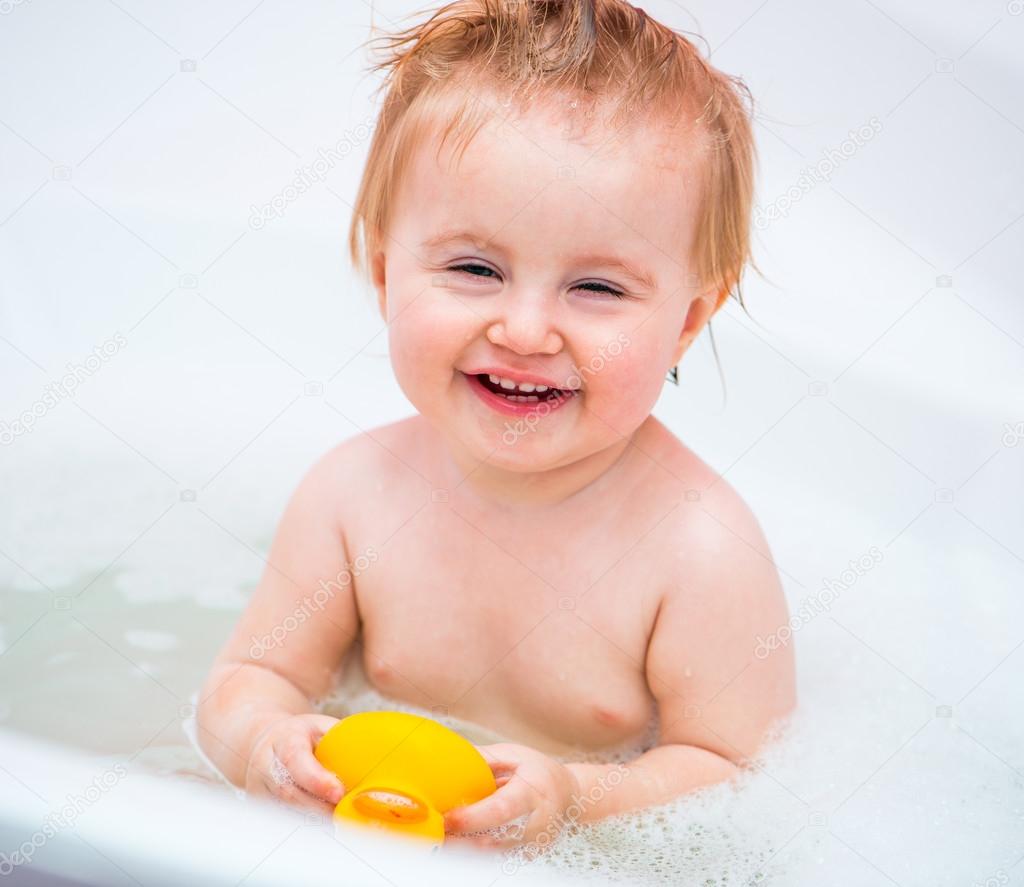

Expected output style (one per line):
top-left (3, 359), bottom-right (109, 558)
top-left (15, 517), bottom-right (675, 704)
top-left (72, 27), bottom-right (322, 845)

top-left (315, 635), bottom-right (1023, 887)
top-left (319, 677), bottom-right (792, 884)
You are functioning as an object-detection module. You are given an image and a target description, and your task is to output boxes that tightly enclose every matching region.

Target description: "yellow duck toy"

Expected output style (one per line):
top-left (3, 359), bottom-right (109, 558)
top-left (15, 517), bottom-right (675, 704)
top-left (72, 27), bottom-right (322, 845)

top-left (314, 711), bottom-right (497, 845)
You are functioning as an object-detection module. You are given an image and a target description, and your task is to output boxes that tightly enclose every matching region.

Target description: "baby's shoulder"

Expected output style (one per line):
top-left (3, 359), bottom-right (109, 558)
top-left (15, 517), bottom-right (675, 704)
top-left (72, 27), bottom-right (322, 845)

top-left (641, 418), bottom-right (778, 595)
top-left (641, 418), bottom-right (751, 515)
top-left (308, 415), bottom-right (432, 507)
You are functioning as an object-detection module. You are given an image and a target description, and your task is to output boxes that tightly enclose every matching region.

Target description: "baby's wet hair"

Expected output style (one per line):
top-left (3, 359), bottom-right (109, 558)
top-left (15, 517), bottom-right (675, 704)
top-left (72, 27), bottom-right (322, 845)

top-left (349, 0), bottom-right (761, 396)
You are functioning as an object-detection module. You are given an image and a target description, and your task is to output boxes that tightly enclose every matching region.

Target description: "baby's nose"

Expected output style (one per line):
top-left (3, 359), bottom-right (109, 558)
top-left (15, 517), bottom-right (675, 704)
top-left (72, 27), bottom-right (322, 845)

top-left (486, 295), bottom-right (563, 356)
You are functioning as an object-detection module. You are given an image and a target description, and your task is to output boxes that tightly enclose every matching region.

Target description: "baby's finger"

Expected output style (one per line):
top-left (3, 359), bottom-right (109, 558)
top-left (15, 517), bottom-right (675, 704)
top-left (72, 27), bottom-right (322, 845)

top-left (268, 781), bottom-right (337, 818)
top-left (276, 734), bottom-right (345, 804)
top-left (444, 783), bottom-right (529, 835)
top-left (520, 807), bottom-right (557, 845)
top-left (444, 814), bottom-right (532, 853)
top-left (475, 743), bottom-right (521, 769)
top-left (304, 713), bottom-right (342, 742)
top-left (261, 754), bottom-right (336, 817)
top-left (475, 746), bottom-right (522, 784)
top-left (461, 807), bottom-right (557, 852)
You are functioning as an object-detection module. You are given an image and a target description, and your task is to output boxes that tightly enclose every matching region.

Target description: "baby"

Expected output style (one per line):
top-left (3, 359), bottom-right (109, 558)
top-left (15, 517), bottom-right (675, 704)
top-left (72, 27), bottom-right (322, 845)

top-left (197, 0), bottom-right (795, 849)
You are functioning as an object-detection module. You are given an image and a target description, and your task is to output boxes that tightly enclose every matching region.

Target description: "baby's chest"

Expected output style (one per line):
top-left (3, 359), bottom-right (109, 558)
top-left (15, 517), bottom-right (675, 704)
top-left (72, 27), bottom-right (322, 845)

top-left (349, 523), bottom-right (661, 751)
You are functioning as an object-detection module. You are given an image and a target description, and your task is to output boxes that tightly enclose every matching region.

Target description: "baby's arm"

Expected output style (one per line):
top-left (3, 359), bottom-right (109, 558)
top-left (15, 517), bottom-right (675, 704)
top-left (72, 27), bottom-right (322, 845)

top-left (565, 496), bottom-right (797, 819)
top-left (196, 447), bottom-right (361, 814)
top-left (444, 495), bottom-right (797, 846)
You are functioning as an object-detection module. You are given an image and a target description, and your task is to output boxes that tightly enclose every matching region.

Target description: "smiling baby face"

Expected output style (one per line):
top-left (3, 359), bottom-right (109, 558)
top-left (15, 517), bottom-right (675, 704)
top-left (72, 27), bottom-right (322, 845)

top-left (371, 93), bottom-right (717, 473)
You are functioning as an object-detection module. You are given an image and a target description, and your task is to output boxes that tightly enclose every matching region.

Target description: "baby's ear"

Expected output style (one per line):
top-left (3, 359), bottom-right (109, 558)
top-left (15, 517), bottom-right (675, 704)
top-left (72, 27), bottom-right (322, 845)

top-left (370, 250), bottom-right (387, 320)
top-left (672, 288), bottom-right (719, 365)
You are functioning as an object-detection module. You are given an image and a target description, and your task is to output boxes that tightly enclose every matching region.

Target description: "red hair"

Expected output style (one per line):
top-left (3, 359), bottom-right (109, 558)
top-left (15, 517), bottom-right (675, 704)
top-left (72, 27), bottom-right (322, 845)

top-left (348, 0), bottom-right (758, 313)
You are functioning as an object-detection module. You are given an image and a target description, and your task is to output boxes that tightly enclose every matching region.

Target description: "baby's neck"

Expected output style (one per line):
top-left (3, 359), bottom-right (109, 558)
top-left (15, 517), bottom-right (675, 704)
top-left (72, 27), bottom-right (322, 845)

top-left (437, 419), bottom-right (649, 511)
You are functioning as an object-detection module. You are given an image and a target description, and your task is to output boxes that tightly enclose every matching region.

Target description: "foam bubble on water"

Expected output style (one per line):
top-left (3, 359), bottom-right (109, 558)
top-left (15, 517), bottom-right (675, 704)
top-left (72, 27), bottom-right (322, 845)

top-left (314, 632), bottom-right (1023, 887)
top-left (507, 793), bottom-right (780, 885)
top-left (490, 721), bottom-right (806, 887)
top-left (316, 667), bottom-right (801, 885)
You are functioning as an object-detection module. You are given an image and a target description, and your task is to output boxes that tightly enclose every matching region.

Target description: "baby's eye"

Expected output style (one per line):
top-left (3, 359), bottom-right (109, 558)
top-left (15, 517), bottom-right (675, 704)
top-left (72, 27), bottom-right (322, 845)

top-left (448, 263), bottom-right (498, 279)
top-left (447, 264), bottom-right (625, 299)
top-left (574, 281), bottom-right (626, 300)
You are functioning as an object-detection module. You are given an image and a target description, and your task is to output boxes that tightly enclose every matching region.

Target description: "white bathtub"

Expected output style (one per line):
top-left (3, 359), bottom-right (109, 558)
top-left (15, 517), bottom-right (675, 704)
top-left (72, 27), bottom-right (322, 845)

top-left (0, 728), bottom-right (570, 886)
top-left (1, 0), bottom-right (1022, 884)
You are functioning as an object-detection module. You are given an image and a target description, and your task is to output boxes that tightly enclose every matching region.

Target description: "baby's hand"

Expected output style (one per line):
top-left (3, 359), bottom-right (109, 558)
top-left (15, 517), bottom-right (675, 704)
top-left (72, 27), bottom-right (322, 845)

top-left (443, 743), bottom-right (581, 849)
top-left (244, 713), bottom-right (345, 817)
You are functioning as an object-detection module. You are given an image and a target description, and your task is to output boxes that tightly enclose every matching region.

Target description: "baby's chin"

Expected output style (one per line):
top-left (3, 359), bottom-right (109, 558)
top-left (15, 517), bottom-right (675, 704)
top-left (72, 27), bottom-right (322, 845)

top-left (434, 420), bottom-right (579, 476)
top-left (462, 422), bottom-right (634, 479)
top-left (486, 440), bottom-right (581, 473)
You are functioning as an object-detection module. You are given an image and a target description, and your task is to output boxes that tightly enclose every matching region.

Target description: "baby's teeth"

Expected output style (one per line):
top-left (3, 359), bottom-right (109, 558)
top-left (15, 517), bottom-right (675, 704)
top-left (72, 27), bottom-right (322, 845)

top-left (484, 373), bottom-right (548, 397)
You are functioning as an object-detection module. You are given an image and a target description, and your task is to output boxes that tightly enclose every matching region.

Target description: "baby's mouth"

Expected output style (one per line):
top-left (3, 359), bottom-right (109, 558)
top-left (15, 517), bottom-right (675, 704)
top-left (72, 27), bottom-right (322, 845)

top-left (472, 373), bottom-right (578, 403)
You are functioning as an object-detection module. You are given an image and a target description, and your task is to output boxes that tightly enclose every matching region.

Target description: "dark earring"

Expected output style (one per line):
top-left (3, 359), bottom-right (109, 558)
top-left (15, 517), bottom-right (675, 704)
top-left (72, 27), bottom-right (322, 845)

top-left (666, 365), bottom-right (679, 385)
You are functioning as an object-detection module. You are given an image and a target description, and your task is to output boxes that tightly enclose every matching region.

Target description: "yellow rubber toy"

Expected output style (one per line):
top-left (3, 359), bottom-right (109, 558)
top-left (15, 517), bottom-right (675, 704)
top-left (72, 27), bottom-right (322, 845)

top-left (314, 711), bottom-right (496, 845)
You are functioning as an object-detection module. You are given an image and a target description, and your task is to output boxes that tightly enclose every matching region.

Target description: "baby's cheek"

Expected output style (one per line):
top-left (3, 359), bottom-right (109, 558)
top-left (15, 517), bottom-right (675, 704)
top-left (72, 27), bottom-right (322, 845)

top-left (393, 285), bottom-right (473, 345)
top-left (388, 296), bottom-right (470, 395)
top-left (588, 351), bottom-right (665, 424)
